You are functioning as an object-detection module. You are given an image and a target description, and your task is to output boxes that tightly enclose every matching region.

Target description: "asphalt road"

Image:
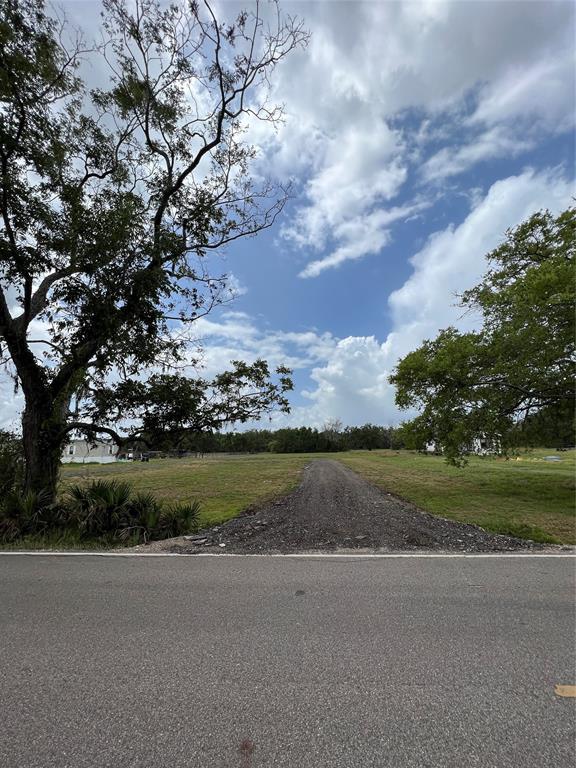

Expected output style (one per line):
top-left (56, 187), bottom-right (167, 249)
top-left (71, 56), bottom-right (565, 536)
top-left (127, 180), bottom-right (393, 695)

top-left (0, 554), bottom-right (574, 768)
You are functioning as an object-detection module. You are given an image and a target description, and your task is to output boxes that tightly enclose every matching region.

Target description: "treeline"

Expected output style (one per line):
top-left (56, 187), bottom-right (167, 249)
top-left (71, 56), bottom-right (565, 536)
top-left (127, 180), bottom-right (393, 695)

top-left (167, 407), bottom-right (575, 456)
top-left (171, 424), bottom-right (405, 455)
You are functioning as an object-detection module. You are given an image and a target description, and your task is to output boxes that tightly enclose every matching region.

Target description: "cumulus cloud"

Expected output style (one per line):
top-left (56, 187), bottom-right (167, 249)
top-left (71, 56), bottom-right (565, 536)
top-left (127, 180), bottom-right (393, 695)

top-left (470, 48), bottom-right (576, 132)
top-left (286, 167), bottom-right (575, 427)
top-left (389, 168), bottom-right (574, 339)
top-left (0, 382), bottom-right (22, 432)
top-left (2, 169), bottom-right (573, 431)
top-left (292, 336), bottom-right (397, 427)
top-left (162, 166), bottom-right (575, 430)
top-left (2, 3), bottom-right (574, 433)
top-left (255, 0), bottom-right (576, 276)
top-left (191, 313), bottom-right (336, 377)
top-left (55, 0), bottom-right (576, 281)
top-left (223, 273), bottom-right (248, 299)
top-left (284, 130), bottom-right (406, 250)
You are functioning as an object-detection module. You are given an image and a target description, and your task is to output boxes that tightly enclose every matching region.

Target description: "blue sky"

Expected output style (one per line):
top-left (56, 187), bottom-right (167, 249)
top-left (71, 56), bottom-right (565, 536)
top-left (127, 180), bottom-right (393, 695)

top-left (1, 0), bottom-right (575, 431)
top-left (180, 0), bottom-right (575, 429)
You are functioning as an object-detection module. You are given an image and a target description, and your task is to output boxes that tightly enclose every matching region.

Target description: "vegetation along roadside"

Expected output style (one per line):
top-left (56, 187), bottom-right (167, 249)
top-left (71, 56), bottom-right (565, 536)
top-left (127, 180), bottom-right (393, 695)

top-left (2, 448), bottom-right (569, 549)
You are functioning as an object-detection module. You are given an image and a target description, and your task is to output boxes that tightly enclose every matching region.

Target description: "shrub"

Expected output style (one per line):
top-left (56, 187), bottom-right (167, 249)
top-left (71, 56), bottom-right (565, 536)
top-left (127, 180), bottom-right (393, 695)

top-left (0, 489), bottom-right (57, 542)
top-left (1, 478), bottom-right (201, 546)
top-left (66, 480), bottom-right (132, 537)
top-left (157, 501), bottom-right (201, 540)
top-left (130, 492), bottom-right (163, 528)
top-left (117, 491), bottom-right (163, 543)
top-left (63, 481), bottom-right (200, 544)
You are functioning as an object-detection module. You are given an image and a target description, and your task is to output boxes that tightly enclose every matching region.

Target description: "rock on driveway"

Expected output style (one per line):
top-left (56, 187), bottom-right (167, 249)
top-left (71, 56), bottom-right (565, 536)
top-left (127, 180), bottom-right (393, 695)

top-left (168, 459), bottom-right (544, 554)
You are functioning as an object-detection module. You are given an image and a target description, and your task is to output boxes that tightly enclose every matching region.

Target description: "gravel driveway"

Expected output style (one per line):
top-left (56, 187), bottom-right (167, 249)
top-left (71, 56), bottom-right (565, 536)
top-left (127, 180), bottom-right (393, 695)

top-left (164, 459), bottom-right (544, 554)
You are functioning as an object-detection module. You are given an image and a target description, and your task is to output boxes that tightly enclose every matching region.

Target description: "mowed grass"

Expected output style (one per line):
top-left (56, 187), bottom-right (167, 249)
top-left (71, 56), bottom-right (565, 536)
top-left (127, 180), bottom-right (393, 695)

top-left (337, 448), bottom-right (576, 544)
top-left (59, 447), bottom-right (576, 545)
top-left (60, 454), bottom-right (311, 529)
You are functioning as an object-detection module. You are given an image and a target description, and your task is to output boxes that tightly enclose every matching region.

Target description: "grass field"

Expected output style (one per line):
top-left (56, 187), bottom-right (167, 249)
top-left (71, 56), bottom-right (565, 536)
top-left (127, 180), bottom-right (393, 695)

top-left (61, 454), bottom-right (311, 529)
top-left (338, 448), bottom-right (576, 544)
top-left (59, 447), bottom-right (576, 545)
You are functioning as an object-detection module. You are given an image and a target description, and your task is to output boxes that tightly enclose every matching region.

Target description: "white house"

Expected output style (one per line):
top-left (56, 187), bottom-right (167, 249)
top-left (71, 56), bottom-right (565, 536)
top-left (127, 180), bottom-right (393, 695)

top-left (61, 438), bottom-right (118, 464)
top-left (424, 434), bottom-right (501, 456)
top-left (471, 434), bottom-right (501, 456)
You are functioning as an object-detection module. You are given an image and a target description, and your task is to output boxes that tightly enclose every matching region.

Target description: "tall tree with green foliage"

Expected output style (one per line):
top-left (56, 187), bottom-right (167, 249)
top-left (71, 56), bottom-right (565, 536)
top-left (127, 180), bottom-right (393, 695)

top-left (390, 207), bottom-right (576, 462)
top-left (0, 0), bottom-right (306, 500)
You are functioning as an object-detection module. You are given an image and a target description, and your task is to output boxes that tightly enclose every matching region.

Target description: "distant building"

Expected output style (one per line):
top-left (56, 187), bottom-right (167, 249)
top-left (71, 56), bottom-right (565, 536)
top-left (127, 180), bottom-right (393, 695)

top-left (424, 434), bottom-right (501, 456)
top-left (471, 434), bottom-right (501, 456)
top-left (61, 438), bottom-right (118, 464)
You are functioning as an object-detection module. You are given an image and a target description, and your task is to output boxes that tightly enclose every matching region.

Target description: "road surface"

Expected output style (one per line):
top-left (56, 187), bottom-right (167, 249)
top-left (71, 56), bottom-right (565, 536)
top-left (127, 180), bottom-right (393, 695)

top-left (0, 553), bottom-right (574, 767)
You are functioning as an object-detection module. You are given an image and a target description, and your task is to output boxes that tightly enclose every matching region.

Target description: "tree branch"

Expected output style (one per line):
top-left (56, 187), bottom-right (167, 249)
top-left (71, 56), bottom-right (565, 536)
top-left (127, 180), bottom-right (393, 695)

top-left (12, 268), bottom-right (77, 333)
top-left (63, 421), bottom-right (147, 446)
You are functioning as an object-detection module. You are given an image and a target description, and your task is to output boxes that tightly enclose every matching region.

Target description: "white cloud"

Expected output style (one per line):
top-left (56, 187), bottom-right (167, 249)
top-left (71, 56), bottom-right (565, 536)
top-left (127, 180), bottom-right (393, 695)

top-left (284, 129), bottom-right (405, 250)
top-left (389, 168), bottom-right (574, 339)
top-left (3, 3), bottom-right (574, 433)
top-left (297, 201), bottom-right (428, 278)
top-left (470, 48), bottom-right (576, 132)
top-left (189, 314), bottom-right (338, 380)
top-left (2, 169), bottom-right (572, 432)
top-left (293, 336), bottom-right (397, 427)
top-left (0, 379), bottom-right (23, 432)
top-left (54, 0), bottom-right (576, 283)
top-left (257, 0), bottom-right (576, 276)
top-left (422, 127), bottom-right (535, 183)
top-left (223, 273), bottom-right (248, 299)
top-left (285, 167), bottom-right (575, 427)
top-left (175, 167), bottom-right (574, 428)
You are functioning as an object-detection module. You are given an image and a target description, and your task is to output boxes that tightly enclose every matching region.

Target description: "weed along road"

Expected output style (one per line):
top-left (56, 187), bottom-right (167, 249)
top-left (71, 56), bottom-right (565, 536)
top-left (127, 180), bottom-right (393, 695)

top-left (1, 554), bottom-right (574, 768)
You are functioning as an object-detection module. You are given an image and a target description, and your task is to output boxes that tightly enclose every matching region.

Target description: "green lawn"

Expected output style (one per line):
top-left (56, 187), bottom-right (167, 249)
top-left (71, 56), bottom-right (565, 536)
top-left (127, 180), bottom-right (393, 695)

top-left (337, 448), bottom-right (576, 544)
top-left (58, 447), bottom-right (576, 545)
top-left (60, 454), bottom-right (311, 529)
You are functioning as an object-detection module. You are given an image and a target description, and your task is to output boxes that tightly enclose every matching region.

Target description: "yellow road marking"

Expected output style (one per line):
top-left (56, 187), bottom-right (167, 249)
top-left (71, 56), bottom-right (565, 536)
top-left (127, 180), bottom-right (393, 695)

top-left (554, 685), bottom-right (576, 698)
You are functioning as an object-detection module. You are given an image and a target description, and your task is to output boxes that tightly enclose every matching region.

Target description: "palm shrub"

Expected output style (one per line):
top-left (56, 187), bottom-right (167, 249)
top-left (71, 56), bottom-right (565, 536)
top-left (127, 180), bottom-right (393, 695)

top-left (156, 501), bottom-right (201, 540)
top-left (0, 489), bottom-right (58, 542)
top-left (1, 478), bottom-right (201, 544)
top-left (66, 480), bottom-right (132, 538)
top-left (118, 492), bottom-right (163, 543)
top-left (64, 481), bottom-right (200, 543)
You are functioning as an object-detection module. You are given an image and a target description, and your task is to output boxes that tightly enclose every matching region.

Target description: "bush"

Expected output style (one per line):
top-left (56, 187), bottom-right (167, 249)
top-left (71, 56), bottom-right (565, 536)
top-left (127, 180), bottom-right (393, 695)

top-left (117, 491), bottom-right (163, 543)
top-left (157, 501), bottom-right (202, 540)
top-left (0, 480), bottom-right (201, 545)
top-left (66, 480), bottom-right (132, 537)
top-left (64, 480), bottom-right (200, 544)
top-left (0, 489), bottom-right (58, 542)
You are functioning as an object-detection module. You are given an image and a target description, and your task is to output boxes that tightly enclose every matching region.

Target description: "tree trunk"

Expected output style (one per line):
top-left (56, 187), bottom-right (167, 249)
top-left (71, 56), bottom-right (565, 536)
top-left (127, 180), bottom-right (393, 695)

top-left (22, 396), bottom-right (68, 504)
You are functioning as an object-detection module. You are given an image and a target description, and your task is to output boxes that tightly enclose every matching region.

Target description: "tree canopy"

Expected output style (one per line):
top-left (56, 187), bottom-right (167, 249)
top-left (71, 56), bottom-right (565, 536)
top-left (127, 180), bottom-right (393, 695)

top-left (390, 207), bottom-right (576, 462)
top-left (74, 360), bottom-right (293, 448)
top-left (0, 0), bottom-right (307, 498)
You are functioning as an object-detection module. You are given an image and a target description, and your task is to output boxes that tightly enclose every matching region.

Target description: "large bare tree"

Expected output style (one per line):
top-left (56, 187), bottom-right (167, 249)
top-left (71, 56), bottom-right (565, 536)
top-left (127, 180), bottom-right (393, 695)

top-left (0, 0), bottom-right (307, 500)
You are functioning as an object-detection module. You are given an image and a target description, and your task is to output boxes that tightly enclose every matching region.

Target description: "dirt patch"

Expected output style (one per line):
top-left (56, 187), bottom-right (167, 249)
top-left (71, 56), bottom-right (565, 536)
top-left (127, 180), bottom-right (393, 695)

top-left (135, 459), bottom-right (551, 554)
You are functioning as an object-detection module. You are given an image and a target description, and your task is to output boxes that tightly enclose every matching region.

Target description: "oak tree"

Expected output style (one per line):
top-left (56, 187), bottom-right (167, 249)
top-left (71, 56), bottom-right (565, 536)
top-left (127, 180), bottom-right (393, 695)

top-left (0, 0), bottom-right (306, 499)
top-left (390, 207), bottom-right (576, 462)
